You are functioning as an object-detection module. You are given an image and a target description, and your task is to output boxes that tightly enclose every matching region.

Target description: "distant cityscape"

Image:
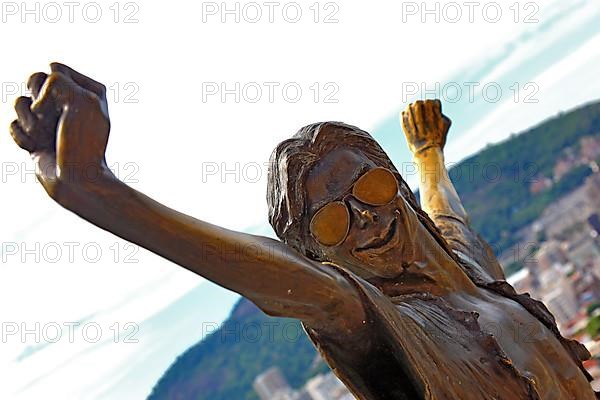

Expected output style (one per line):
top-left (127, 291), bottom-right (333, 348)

top-left (506, 169), bottom-right (600, 388)
top-left (506, 171), bottom-right (600, 325)
top-left (482, 134), bottom-right (600, 388)
top-left (498, 135), bottom-right (600, 333)
top-left (254, 366), bottom-right (355, 400)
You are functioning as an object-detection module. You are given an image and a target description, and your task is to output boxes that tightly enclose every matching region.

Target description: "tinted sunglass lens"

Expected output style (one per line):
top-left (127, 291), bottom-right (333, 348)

top-left (352, 168), bottom-right (398, 206)
top-left (309, 202), bottom-right (350, 246)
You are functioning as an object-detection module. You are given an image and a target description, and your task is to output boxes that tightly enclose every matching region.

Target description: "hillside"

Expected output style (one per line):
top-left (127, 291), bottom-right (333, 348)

top-left (148, 299), bottom-right (326, 400)
top-left (450, 101), bottom-right (600, 254)
top-left (149, 100), bottom-right (600, 400)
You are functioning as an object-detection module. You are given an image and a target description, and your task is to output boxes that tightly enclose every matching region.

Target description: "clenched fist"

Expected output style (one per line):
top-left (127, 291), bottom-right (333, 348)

top-left (401, 99), bottom-right (451, 155)
top-left (10, 63), bottom-right (111, 199)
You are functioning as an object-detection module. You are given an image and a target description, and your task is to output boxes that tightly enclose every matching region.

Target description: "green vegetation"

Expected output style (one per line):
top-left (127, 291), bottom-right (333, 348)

top-left (504, 261), bottom-right (524, 277)
top-left (449, 102), bottom-right (600, 253)
top-left (587, 303), bottom-right (600, 316)
top-left (586, 315), bottom-right (600, 338)
top-left (148, 300), bottom-right (325, 400)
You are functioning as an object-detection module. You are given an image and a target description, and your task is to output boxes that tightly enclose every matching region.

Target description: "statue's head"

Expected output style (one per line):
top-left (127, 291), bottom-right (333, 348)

top-left (267, 122), bottom-right (453, 280)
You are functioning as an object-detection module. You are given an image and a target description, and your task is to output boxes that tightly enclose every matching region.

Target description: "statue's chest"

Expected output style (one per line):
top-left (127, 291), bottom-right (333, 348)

top-left (472, 296), bottom-right (589, 398)
top-left (364, 297), bottom-right (541, 399)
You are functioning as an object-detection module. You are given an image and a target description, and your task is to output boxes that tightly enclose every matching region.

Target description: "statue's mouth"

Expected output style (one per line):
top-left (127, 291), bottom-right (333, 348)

top-left (355, 216), bottom-right (399, 254)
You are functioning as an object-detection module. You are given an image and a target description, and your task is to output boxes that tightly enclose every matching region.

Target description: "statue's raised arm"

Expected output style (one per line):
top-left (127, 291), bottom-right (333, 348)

top-left (9, 63), bottom-right (365, 331)
top-left (402, 100), bottom-right (505, 281)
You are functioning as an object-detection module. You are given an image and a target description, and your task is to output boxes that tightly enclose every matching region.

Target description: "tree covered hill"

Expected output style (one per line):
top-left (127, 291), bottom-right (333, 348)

top-left (149, 100), bottom-right (600, 400)
top-left (448, 100), bottom-right (600, 253)
top-left (148, 299), bottom-right (323, 400)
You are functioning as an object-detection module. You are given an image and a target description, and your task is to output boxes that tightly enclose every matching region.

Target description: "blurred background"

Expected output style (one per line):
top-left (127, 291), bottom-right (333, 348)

top-left (1, 0), bottom-right (600, 398)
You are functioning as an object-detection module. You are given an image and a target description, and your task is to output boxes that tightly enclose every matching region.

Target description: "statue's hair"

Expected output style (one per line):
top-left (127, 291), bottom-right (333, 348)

top-left (266, 121), bottom-right (455, 262)
top-left (266, 121), bottom-right (593, 381)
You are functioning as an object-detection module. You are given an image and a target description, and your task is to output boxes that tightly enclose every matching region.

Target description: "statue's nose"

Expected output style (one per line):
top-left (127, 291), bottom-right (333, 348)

top-left (347, 198), bottom-right (379, 228)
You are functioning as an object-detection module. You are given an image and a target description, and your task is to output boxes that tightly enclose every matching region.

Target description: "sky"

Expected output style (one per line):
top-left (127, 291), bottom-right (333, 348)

top-left (1, 0), bottom-right (600, 399)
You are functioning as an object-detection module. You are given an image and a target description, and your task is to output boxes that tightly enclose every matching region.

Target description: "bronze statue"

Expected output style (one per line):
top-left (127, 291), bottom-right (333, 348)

top-left (9, 63), bottom-right (598, 399)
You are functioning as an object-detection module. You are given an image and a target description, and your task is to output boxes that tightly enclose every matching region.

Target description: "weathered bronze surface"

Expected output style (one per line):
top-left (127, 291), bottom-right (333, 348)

top-left (10, 64), bottom-right (598, 399)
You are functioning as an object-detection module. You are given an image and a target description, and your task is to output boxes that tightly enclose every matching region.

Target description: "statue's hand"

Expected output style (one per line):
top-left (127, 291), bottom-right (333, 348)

top-left (10, 63), bottom-right (110, 198)
top-left (401, 99), bottom-right (451, 155)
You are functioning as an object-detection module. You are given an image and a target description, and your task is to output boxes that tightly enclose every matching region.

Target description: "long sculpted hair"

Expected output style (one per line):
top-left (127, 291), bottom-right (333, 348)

top-left (265, 121), bottom-right (593, 381)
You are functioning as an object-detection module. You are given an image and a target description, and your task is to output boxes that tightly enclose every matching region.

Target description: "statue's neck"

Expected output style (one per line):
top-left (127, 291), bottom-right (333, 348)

top-left (369, 227), bottom-right (479, 299)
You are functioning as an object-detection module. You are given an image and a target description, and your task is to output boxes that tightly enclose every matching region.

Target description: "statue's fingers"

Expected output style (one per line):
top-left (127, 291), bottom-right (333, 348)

top-left (430, 99), bottom-right (448, 132)
top-left (443, 114), bottom-right (452, 133)
top-left (423, 100), bottom-right (439, 130)
top-left (31, 72), bottom-right (79, 116)
top-left (402, 109), bottom-right (417, 137)
top-left (50, 63), bottom-right (106, 98)
top-left (27, 72), bottom-right (48, 100)
top-left (417, 100), bottom-right (430, 132)
top-left (14, 96), bottom-right (36, 131)
top-left (409, 102), bottom-right (423, 136)
top-left (17, 95), bottom-right (57, 150)
top-left (401, 111), bottom-right (409, 132)
top-left (10, 120), bottom-right (36, 152)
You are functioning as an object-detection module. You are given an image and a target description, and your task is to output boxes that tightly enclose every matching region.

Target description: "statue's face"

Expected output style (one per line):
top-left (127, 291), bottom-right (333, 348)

top-left (305, 147), bottom-right (419, 279)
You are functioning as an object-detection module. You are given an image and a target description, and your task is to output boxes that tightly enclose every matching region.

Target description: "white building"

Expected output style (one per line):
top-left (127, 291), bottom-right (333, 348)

top-left (543, 285), bottom-right (579, 327)
top-left (253, 367), bottom-right (292, 400)
top-left (305, 373), bottom-right (354, 400)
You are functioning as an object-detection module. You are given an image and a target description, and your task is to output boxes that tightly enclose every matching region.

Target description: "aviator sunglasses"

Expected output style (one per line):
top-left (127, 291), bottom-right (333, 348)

top-left (309, 167), bottom-right (399, 247)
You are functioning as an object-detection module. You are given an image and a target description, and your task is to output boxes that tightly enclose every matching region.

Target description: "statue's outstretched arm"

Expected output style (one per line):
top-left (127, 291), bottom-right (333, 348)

top-left (9, 64), bottom-right (365, 329)
top-left (402, 100), bottom-right (505, 280)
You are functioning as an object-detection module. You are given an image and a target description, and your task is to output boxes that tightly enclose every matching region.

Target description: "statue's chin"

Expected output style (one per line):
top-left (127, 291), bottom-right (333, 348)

top-left (347, 250), bottom-right (407, 279)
